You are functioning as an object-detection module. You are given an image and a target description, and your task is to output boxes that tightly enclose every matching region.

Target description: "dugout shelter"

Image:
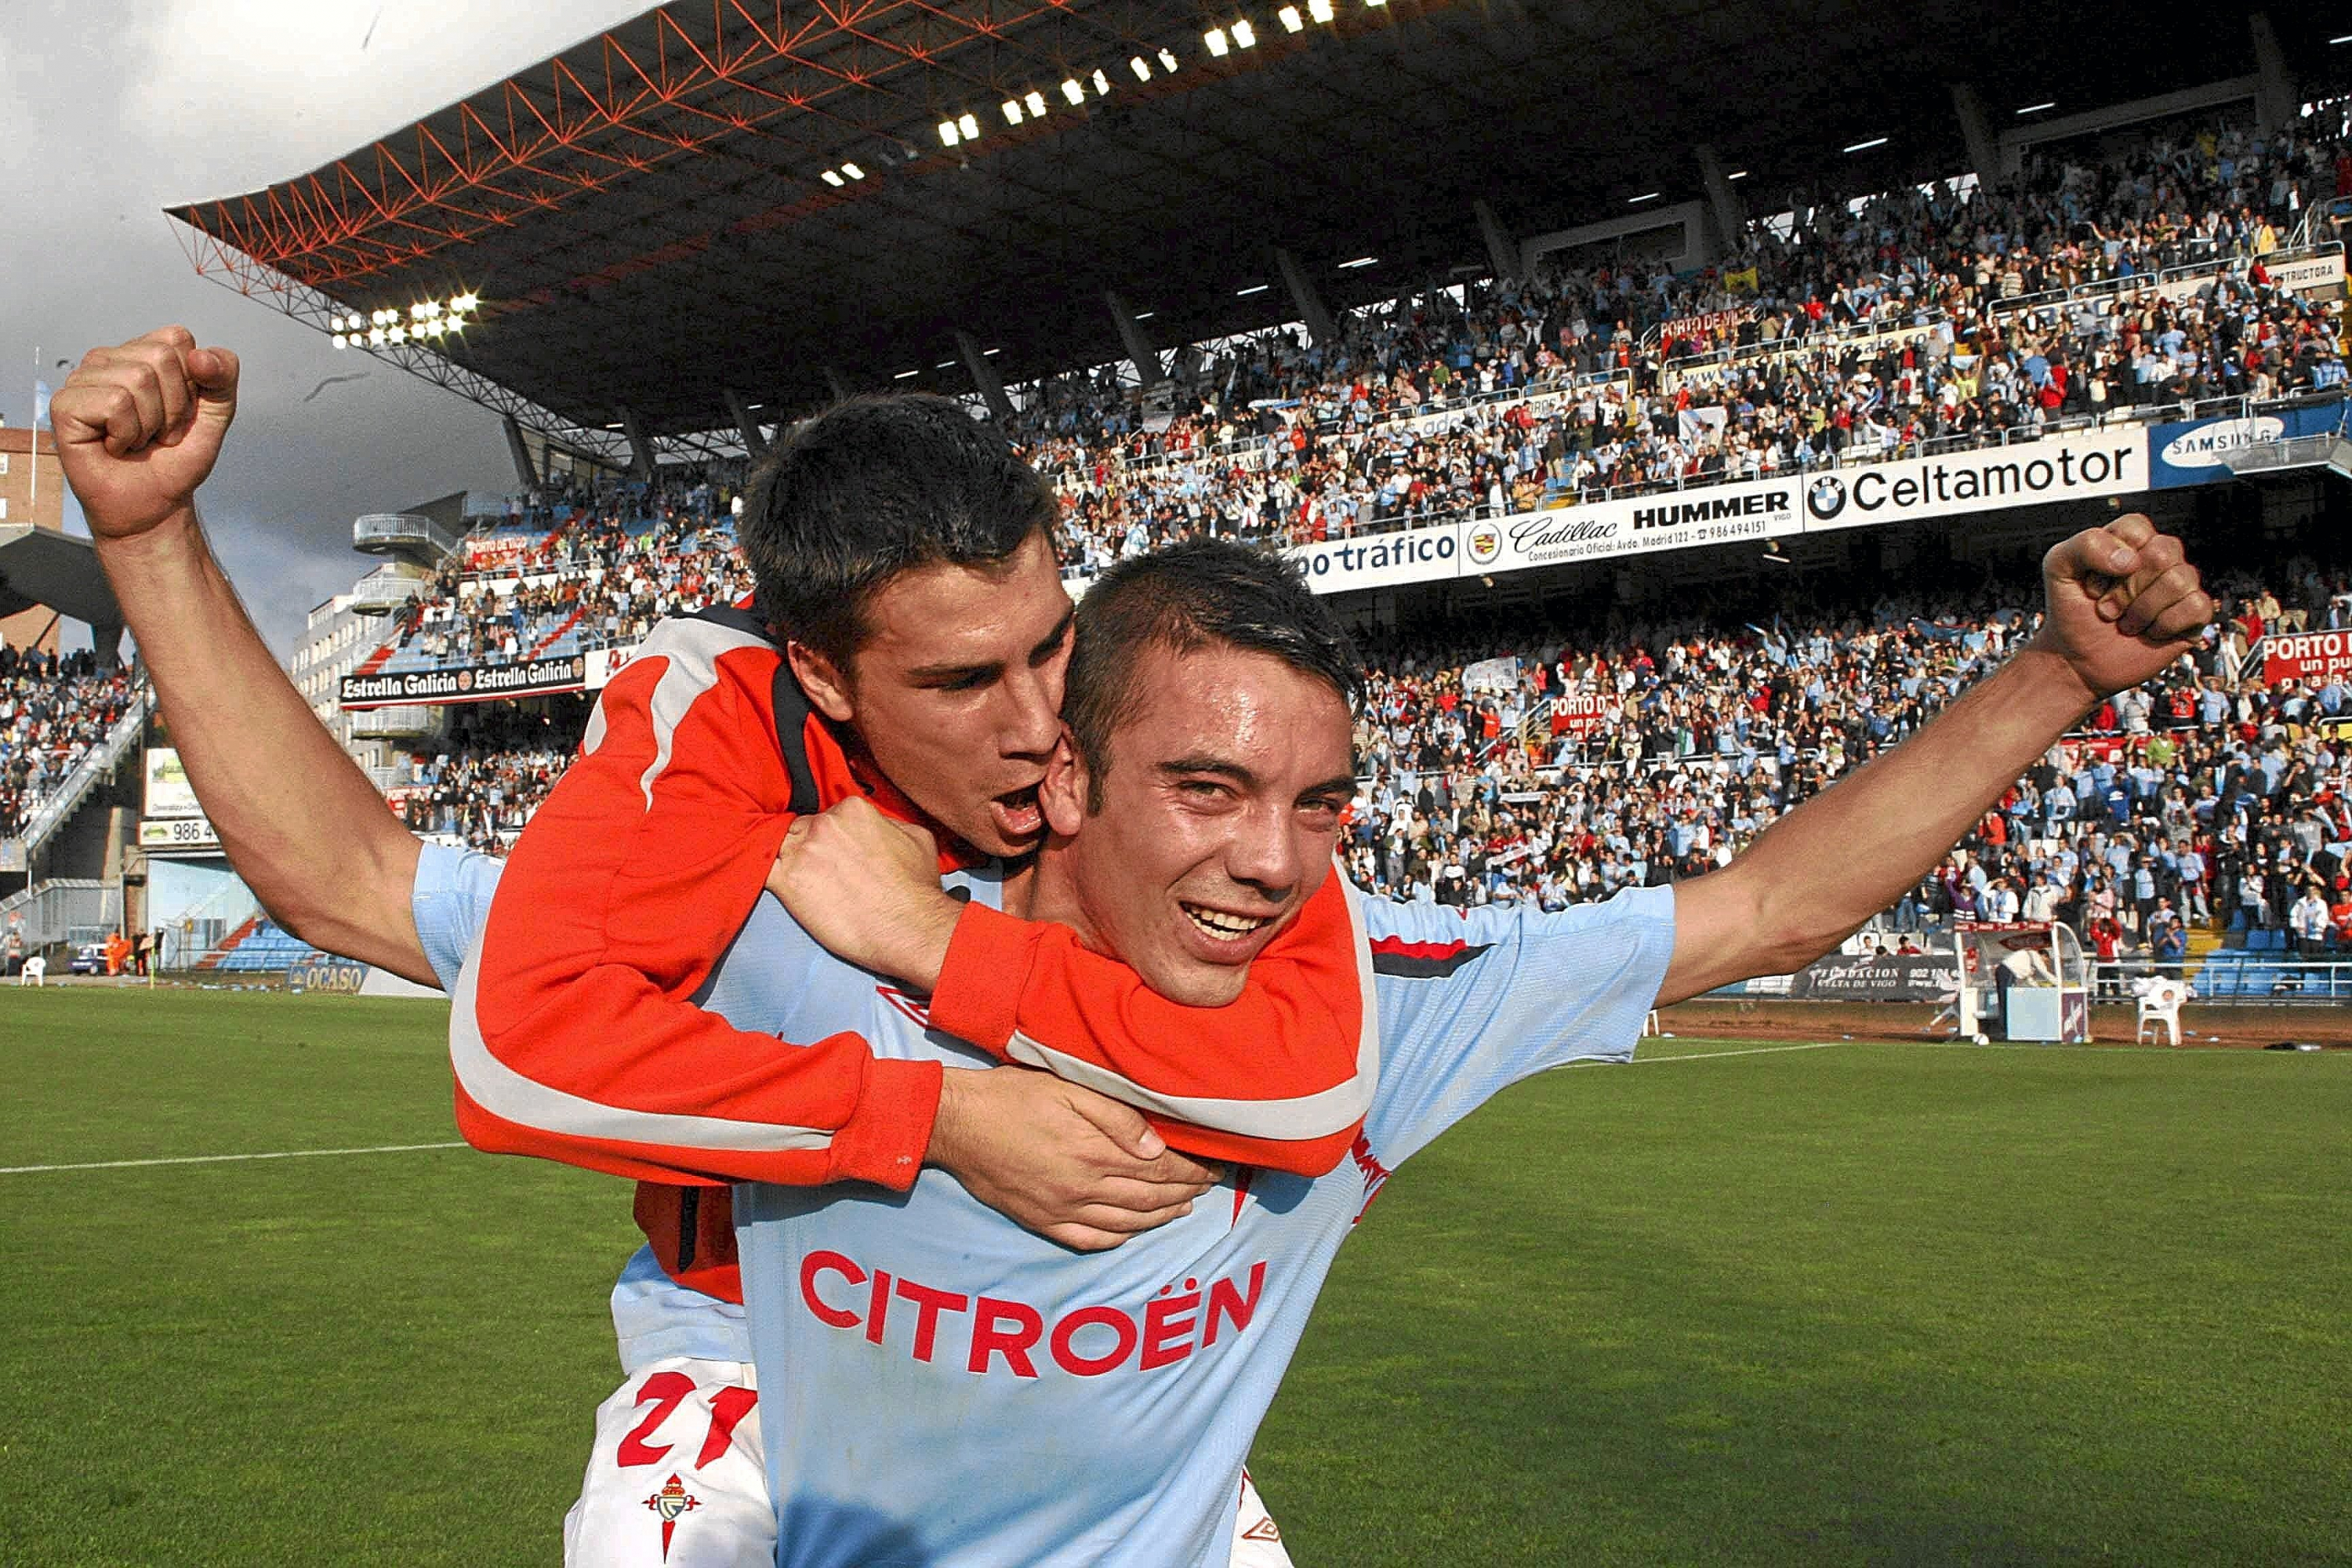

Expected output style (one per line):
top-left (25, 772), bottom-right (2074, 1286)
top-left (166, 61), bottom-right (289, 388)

top-left (1955, 920), bottom-right (2094, 1044)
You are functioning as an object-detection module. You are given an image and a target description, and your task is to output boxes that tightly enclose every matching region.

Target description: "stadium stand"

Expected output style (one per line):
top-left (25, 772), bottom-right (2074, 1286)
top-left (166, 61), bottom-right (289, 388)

top-left (278, 100), bottom-right (2352, 989)
top-left (0, 647), bottom-right (143, 840)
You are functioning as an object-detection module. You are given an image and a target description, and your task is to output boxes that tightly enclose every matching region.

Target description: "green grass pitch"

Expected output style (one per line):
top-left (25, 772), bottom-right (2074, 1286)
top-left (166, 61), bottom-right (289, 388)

top-left (2, 988), bottom-right (2347, 1566)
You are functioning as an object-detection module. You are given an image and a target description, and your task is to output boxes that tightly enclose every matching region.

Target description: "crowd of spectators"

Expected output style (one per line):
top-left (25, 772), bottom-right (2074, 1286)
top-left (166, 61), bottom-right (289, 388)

top-left (1337, 555), bottom-right (2352, 970)
top-left (380, 700), bottom-right (588, 853)
top-left (0, 647), bottom-right (141, 839)
top-left (1022, 114), bottom-right (2351, 572)
top-left (384, 475), bottom-right (751, 668)
top-left (360, 111), bottom-right (2351, 675)
top-left (338, 107), bottom-right (2352, 972)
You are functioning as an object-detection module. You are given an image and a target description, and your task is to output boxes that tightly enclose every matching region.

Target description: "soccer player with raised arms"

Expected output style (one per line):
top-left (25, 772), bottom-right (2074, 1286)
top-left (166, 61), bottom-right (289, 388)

top-left (60, 327), bottom-right (2214, 1563)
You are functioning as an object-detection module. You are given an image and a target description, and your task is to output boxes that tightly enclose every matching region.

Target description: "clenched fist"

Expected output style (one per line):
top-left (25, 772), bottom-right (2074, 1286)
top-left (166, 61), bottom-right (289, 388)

top-left (2030, 515), bottom-right (2216, 701)
top-left (53, 327), bottom-right (241, 539)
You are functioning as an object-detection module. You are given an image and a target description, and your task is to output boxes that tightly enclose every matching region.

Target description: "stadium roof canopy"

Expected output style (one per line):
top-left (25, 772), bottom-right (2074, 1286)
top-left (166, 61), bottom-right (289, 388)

top-left (170, 0), bottom-right (2341, 458)
top-left (0, 525), bottom-right (121, 633)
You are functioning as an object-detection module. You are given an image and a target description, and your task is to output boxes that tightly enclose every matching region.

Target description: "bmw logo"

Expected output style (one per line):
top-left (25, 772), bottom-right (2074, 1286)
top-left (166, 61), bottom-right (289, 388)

top-left (1468, 524), bottom-right (1501, 564)
top-left (1806, 476), bottom-right (1847, 521)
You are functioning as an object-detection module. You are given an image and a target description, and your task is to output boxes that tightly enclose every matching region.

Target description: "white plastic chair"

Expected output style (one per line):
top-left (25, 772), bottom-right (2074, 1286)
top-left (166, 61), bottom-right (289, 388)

top-left (2132, 975), bottom-right (2187, 1047)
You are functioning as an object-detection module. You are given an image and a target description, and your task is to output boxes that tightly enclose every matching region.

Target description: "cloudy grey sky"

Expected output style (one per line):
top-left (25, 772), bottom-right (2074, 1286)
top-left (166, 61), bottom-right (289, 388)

top-left (1, 0), bottom-right (651, 655)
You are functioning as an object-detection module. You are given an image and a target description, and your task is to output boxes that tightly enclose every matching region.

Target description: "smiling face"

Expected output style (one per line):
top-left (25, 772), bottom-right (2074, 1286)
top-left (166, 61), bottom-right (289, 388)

top-left (789, 530), bottom-right (1073, 858)
top-left (1034, 639), bottom-right (1357, 1007)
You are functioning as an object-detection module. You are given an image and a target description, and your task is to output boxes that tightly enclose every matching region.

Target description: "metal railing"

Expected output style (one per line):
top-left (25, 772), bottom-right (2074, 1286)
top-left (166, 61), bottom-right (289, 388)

top-left (1991, 241), bottom-right (2344, 319)
top-left (2096, 956), bottom-right (2352, 1004)
top-left (0, 878), bottom-right (122, 958)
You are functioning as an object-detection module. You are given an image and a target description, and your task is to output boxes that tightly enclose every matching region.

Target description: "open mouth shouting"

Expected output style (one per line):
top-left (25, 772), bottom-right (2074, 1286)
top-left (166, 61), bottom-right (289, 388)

top-left (988, 784), bottom-right (1045, 841)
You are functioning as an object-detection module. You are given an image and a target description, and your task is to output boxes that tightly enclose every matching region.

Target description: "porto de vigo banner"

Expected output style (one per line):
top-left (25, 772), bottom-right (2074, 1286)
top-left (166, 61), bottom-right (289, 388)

top-left (2261, 630), bottom-right (2352, 688)
top-left (340, 653), bottom-right (588, 710)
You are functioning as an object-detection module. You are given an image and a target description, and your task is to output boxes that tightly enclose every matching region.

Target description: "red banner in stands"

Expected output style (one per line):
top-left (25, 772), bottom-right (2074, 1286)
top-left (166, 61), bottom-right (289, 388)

top-left (464, 535), bottom-right (537, 572)
top-left (2261, 630), bottom-right (2352, 687)
top-left (1550, 692), bottom-right (1613, 737)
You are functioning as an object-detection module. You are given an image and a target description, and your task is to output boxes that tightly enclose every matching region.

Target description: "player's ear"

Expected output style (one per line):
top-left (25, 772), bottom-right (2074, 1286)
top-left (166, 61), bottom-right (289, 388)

top-left (1040, 730), bottom-right (1087, 837)
top-left (788, 641), bottom-right (855, 723)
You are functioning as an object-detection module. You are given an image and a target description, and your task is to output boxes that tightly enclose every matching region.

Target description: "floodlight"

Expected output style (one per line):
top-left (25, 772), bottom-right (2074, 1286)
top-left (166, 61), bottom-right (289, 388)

top-left (959, 112), bottom-right (979, 139)
top-left (822, 169), bottom-right (846, 186)
top-left (940, 120), bottom-right (961, 147)
top-left (454, 293), bottom-right (477, 311)
top-left (1158, 48), bottom-right (1179, 70)
top-left (1308, 0), bottom-right (1334, 20)
top-left (1279, 6), bottom-right (1303, 31)
top-left (1236, 282), bottom-right (1271, 296)
top-left (1205, 26), bottom-right (1229, 54)
top-left (1026, 90), bottom-right (1048, 115)
top-left (1365, 0), bottom-right (1385, 9)
top-left (1092, 69), bottom-right (1109, 95)
top-left (1727, 169), bottom-right (1749, 180)
top-left (425, 320), bottom-right (446, 338)
top-left (1062, 78), bottom-right (1085, 105)
top-left (2016, 101), bottom-right (2055, 114)
top-left (895, 368), bottom-right (920, 379)
top-left (1131, 56), bottom-right (1152, 81)
top-left (842, 162), bottom-right (866, 180)
top-left (332, 334), bottom-right (347, 349)
top-left (1004, 99), bottom-right (1025, 124)
top-left (389, 325), bottom-right (407, 343)
top-left (1628, 191), bottom-right (1660, 204)
top-left (1842, 136), bottom-right (1888, 153)
top-left (1233, 19), bottom-right (1256, 46)
top-left (369, 328), bottom-right (387, 347)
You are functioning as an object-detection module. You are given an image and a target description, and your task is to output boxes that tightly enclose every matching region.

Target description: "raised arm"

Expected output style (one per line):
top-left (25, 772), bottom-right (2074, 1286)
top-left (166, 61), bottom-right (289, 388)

top-left (52, 328), bottom-right (430, 982)
top-left (1658, 517), bottom-right (2212, 1004)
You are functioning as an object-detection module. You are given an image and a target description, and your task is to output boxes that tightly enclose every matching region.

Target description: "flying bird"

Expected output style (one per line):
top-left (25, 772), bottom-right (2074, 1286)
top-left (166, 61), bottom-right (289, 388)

top-left (303, 373), bottom-right (370, 403)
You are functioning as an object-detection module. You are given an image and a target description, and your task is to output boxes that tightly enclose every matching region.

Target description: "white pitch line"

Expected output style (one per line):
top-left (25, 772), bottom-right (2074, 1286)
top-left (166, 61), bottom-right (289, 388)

top-left (1557, 1040), bottom-right (1846, 1070)
top-left (1635, 1040), bottom-right (1845, 1062)
top-left (0, 1141), bottom-right (466, 1175)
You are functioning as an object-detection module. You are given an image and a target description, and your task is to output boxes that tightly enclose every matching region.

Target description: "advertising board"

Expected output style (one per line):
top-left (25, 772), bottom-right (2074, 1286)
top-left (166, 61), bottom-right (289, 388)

top-left (341, 653), bottom-right (588, 710)
top-left (143, 747), bottom-right (202, 819)
top-left (1468, 478), bottom-right (1801, 575)
top-left (1797, 431), bottom-right (2144, 532)
top-left (2260, 630), bottom-right (2352, 687)
top-left (1283, 521), bottom-right (1462, 594)
top-left (2146, 399), bottom-right (2344, 488)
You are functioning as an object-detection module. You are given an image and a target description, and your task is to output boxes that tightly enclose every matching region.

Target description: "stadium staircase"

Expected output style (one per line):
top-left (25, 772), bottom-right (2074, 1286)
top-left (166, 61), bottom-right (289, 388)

top-left (525, 607), bottom-right (588, 661)
top-left (5, 687), bottom-right (151, 870)
top-left (194, 916), bottom-right (325, 975)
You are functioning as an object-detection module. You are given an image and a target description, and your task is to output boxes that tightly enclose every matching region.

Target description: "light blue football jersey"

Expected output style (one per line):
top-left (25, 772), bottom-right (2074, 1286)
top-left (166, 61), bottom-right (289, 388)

top-left (412, 844), bottom-right (1675, 1566)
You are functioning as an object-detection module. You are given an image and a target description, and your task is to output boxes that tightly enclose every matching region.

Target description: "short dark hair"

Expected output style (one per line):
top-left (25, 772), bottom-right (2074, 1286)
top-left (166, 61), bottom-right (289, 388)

top-left (1063, 539), bottom-right (1364, 810)
top-left (738, 394), bottom-right (1058, 667)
